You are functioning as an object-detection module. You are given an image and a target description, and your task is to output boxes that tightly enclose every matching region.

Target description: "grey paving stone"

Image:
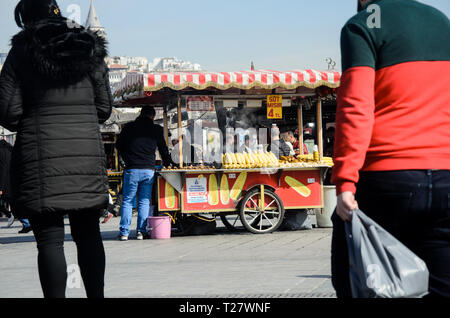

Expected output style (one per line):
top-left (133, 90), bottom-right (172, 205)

top-left (0, 216), bottom-right (336, 298)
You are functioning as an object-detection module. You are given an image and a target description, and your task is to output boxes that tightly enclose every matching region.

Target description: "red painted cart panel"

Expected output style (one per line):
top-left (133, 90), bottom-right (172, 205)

top-left (157, 177), bottom-right (180, 211)
top-left (158, 169), bottom-right (323, 213)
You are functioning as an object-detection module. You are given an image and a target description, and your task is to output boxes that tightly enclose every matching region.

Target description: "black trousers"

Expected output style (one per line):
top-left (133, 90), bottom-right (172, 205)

top-left (331, 170), bottom-right (450, 298)
top-left (29, 210), bottom-right (105, 298)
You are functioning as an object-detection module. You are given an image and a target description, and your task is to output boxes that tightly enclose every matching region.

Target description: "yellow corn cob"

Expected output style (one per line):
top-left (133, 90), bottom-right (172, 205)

top-left (229, 153), bottom-right (237, 164)
top-left (269, 152), bottom-right (279, 164)
top-left (260, 152), bottom-right (269, 167)
top-left (234, 153), bottom-right (241, 167)
top-left (240, 153), bottom-right (247, 168)
top-left (263, 152), bottom-right (270, 165)
top-left (262, 153), bottom-right (269, 167)
top-left (244, 153), bottom-right (252, 167)
top-left (250, 153), bottom-right (257, 167)
top-left (255, 152), bottom-right (263, 164)
top-left (235, 153), bottom-right (242, 164)
top-left (227, 154), bottom-right (232, 165)
top-left (208, 174), bottom-right (219, 206)
top-left (243, 152), bottom-right (250, 165)
top-left (165, 182), bottom-right (176, 209)
top-left (239, 153), bottom-right (245, 166)
top-left (285, 176), bottom-right (311, 197)
top-left (220, 174), bottom-right (230, 205)
top-left (230, 172), bottom-right (247, 201)
top-left (255, 153), bottom-right (263, 168)
top-left (266, 152), bottom-right (274, 165)
top-left (249, 153), bottom-right (257, 167)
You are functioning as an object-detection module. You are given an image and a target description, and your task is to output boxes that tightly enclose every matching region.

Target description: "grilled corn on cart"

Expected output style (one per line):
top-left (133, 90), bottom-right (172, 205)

top-left (113, 69), bottom-right (340, 234)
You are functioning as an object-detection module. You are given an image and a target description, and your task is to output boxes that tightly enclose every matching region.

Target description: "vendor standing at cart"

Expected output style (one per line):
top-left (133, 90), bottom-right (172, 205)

top-left (287, 131), bottom-right (308, 155)
top-left (116, 106), bottom-right (172, 241)
top-left (267, 129), bottom-right (291, 159)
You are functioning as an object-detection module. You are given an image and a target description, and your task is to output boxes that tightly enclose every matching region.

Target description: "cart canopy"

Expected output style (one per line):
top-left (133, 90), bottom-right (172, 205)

top-left (112, 69), bottom-right (341, 103)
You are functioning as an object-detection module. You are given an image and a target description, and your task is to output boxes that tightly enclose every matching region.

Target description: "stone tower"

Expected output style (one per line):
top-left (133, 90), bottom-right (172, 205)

top-left (85, 0), bottom-right (106, 39)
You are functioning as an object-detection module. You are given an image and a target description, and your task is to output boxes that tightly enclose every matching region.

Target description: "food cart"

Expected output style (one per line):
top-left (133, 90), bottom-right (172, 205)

top-left (113, 69), bottom-right (340, 234)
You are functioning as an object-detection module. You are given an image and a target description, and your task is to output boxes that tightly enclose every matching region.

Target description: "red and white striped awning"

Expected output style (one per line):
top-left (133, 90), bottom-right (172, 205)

top-left (112, 69), bottom-right (341, 99)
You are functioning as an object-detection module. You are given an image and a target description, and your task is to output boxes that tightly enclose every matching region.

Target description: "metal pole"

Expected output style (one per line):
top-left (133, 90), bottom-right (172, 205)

top-left (260, 184), bottom-right (265, 212)
top-left (177, 95), bottom-right (183, 168)
top-left (316, 98), bottom-right (323, 160)
top-left (163, 107), bottom-right (169, 146)
top-left (297, 104), bottom-right (304, 155)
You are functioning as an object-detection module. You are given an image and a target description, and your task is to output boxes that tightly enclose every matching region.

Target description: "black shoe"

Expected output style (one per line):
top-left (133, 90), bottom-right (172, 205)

top-left (136, 232), bottom-right (151, 240)
top-left (18, 226), bottom-right (32, 234)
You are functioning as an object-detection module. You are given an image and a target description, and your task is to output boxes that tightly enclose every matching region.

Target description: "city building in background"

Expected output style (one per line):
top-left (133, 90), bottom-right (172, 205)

top-left (106, 56), bottom-right (149, 72)
top-left (108, 64), bottom-right (129, 86)
top-left (106, 56), bottom-right (202, 73)
top-left (85, 0), bottom-right (202, 87)
top-left (148, 57), bottom-right (202, 72)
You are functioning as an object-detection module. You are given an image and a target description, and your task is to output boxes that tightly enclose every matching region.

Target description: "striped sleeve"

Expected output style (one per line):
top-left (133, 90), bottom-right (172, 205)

top-left (331, 22), bottom-right (377, 194)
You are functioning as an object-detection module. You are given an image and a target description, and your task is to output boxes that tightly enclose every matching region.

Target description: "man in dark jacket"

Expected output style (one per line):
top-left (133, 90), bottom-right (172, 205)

top-left (268, 131), bottom-right (291, 159)
top-left (116, 106), bottom-right (172, 240)
top-left (0, 0), bottom-right (112, 298)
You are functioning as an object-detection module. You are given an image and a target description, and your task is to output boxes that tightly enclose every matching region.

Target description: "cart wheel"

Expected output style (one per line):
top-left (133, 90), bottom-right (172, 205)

top-left (239, 188), bottom-right (285, 234)
top-left (220, 213), bottom-right (244, 231)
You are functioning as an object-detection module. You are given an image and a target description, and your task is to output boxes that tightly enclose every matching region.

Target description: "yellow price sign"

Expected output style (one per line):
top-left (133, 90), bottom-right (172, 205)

top-left (267, 95), bottom-right (282, 119)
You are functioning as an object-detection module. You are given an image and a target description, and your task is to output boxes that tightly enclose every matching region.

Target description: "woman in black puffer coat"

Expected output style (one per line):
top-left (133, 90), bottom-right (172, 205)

top-left (0, 0), bottom-right (112, 298)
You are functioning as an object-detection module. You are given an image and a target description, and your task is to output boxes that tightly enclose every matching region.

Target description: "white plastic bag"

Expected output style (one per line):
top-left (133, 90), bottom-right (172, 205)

top-left (345, 209), bottom-right (429, 298)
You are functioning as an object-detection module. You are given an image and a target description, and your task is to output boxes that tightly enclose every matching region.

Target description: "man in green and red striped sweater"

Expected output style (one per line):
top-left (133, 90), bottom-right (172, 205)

top-left (331, 0), bottom-right (450, 298)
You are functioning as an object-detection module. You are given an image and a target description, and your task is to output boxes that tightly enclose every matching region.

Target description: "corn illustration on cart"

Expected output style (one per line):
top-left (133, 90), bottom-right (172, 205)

top-left (112, 69), bottom-right (340, 234)
top-left (158, 167), bottom-right (328, 234)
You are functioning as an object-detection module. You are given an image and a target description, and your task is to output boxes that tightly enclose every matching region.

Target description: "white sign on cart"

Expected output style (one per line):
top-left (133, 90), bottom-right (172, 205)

top-left (186, 177), bottom-right (208, 204)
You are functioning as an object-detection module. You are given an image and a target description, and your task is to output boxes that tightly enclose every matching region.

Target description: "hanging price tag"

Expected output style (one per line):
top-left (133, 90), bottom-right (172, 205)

top-left (267, 95), bottom-right (283, 119)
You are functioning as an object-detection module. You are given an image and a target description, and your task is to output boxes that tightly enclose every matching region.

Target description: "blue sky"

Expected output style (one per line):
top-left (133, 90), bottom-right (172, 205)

top-left (1, 0), bottom-right (449, 71)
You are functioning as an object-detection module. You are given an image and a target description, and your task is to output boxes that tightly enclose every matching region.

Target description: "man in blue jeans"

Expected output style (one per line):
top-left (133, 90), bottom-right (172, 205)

top-left (116, 107), bottom-right (172, 241)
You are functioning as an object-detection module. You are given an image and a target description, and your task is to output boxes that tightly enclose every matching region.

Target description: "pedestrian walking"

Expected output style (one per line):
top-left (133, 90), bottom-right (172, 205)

top-left (0, 0), bottom-right (112, 298)
top-left (116, 106), bottom-right (172, 241)
top-left (331, 0), bottom-right (450, 298)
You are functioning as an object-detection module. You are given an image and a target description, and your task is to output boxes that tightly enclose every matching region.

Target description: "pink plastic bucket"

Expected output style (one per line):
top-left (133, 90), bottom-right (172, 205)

top-left (148, 216), bottom-right (171, 239)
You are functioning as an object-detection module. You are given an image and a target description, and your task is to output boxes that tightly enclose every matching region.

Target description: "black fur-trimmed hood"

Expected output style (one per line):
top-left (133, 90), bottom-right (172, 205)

top-left (11, 17), bottom-right (108, 81)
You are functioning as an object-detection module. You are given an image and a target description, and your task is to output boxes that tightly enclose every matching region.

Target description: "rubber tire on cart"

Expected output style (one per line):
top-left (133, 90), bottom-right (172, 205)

top-left (239, 188), bottom-right (285, 234)
top-left (220, 213), bottom-right (244, 231)
top-left (220, 212), bottom-right (261, 231)
top-left (220, 203), bottom-right (260, 232)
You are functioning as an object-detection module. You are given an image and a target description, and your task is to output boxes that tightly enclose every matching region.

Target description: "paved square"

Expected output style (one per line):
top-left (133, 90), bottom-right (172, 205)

top-left (0, 216), bottom-right (335, 298)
